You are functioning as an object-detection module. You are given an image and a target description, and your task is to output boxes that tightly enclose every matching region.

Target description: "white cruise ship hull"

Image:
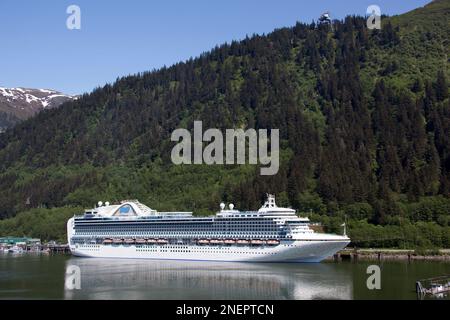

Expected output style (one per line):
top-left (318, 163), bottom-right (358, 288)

top-left (70, 239), bottom-right (349, 263)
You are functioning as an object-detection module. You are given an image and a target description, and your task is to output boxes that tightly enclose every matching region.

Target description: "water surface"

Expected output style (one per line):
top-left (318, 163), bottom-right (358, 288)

top-left (0, 253), bottom-right (449, 300)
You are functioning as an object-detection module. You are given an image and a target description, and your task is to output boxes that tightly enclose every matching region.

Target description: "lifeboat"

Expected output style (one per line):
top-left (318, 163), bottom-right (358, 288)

top-left (197, 239), bottom-right (210, 245)
top-left (224, 239), bottom-right (236, 245)
top-left (135, 239), bottom-right (146, 245)
top-left (266, 239), bottom-right (280, 246)
top-left (124, 239), bottom-right (135, 245)
top-left (103, 239), bottom-right (113, 245)
top-left (209, 239), bottom-right (223, 245)
top-left (236, 239), bottom-right (250, 245)
top-left (112, 239), bottom-right (123, 244)
top-left (147, 239), bottom-right (157, 244)
top-left (157, 239), bottom-right (168, 245)
top-left (250, 239), bottom-right (265, 245)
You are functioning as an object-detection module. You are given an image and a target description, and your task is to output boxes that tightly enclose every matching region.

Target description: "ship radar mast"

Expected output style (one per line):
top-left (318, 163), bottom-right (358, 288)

top-left (341, 216), bottom-right (347, 237)
top-left (263, 194), bottom-right (277, 208)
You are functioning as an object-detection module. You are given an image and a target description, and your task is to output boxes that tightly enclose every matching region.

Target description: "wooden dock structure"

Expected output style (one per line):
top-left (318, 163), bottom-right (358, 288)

top-left (331, 248), bottom-right (450, 262)
top-left (333, 249), bottom-right (402, 262)
top-left (333, 248), bottom-right (361, 262)
top-left (46, 244), bottom-right (71, 254)
top-left (16, 244), bottom-right (71, 254)
top-left (416, 275), bottom-right (450, 299)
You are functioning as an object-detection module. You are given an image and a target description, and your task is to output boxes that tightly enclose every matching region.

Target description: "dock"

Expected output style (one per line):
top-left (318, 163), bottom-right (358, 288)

top-left (1, 244), bottom-right (71, 254)
top-left (416, 276), bottom-right (450, 298)
top-left (332, 248), bottom-right (401, 262)
top-left (331, 248), bottom-right (450, 262)
top-left (46, 244), bottom-right (71, 254)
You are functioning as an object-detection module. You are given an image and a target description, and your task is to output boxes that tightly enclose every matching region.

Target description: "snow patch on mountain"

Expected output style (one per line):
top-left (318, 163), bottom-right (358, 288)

top-left (0, 87), bottom-right (75, 109)
top-left (0, 87), bottom-right (77, 131)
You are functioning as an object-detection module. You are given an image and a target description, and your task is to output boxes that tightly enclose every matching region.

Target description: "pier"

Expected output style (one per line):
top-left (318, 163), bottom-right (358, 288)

top-left (416, 275), bottom-right (450, 299)
top-left (46, 244), bottom-right (71, 254)
top-left (333, 248), bottom-right (358, 262)
top-left (1, 243), bottom-right (71, 254)
top-left (332, 248), bottom-right (450, 262)
top-left (333, 248), bottom-right (388, 262)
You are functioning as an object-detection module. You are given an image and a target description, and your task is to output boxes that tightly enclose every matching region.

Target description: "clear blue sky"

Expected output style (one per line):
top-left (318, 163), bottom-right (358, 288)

top-left (0, 0), bottom-right (430, 95)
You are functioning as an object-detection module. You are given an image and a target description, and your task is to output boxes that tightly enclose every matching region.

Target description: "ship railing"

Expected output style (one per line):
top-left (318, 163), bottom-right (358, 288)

top-left (158, 212), bottom-right (193, 216)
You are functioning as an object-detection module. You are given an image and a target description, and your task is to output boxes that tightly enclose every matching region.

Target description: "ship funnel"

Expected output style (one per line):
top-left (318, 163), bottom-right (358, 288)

top-left (220, 203), bottom-right (225, 210)
top-left (98, 201), bottom-right (103, 207)
top-left (229, 203), bottom-right (234, 210)
top-left (105, 202), bottom-right (110, 206)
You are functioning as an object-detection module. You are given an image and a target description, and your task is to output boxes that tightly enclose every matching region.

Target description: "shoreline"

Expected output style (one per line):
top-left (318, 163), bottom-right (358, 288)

top-left (327, 249), bottom-right (450, 262)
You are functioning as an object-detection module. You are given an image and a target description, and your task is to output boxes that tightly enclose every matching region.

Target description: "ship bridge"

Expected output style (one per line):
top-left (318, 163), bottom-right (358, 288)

top-left (216, 194), bottom-right (310, 223)
top-left (257, 194), bottom-right (309, 222)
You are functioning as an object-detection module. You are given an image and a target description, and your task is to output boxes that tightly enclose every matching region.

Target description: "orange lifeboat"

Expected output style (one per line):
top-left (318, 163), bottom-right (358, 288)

top-left (135, 239), bottom-right (146, 245)
top-left (157, 239), bottom-right (168, 245)
top-left (236, 239), bottom-right (250, 245)
top-left (113, 238), bottom-right (123, 245)
top-left (197, 239), bottom-right (210, 245)
top-left (147, 239), bottom-right (157, 244)
top-left (250, 239), bottom-right (265, 245)
top-left (224, 239), bottom-right (236, 245)
top-left (267, 239), bottom-right (280, 246)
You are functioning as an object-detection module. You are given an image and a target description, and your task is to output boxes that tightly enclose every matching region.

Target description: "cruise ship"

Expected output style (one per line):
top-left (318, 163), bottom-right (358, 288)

top-left (67, 195), bottom-right (350, 262)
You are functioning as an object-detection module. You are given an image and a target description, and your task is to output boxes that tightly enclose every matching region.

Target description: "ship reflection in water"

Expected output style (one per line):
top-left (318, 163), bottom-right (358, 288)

top-left (64, 258), bottom-right (353, 300)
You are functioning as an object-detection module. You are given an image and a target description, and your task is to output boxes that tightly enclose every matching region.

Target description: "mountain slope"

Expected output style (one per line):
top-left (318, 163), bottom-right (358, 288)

top-left (0, 87), bottom-right (75, 132)
top-left (0, 1), bottom-right (449, 246)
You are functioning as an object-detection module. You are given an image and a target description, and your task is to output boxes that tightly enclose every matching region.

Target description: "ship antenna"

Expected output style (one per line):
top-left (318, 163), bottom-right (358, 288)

top-left (341, 215), bottom-right (347, 237)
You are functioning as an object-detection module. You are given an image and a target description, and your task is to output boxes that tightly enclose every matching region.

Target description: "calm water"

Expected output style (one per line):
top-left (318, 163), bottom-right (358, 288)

top-left (0, 253), bottom-right (449, 300)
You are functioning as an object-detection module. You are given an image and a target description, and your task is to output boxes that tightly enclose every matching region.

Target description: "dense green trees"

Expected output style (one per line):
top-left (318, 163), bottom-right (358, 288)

top-left (0, 111), bottom-right (20, 132)
top-left (0, 206), bottom-right (82, 242)
top-left (0, 1), bottom-right (449, 247)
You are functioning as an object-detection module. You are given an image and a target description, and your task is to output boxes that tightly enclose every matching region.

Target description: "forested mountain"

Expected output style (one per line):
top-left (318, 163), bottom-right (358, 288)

top-left (0, 0), bottom-right (449, 247)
